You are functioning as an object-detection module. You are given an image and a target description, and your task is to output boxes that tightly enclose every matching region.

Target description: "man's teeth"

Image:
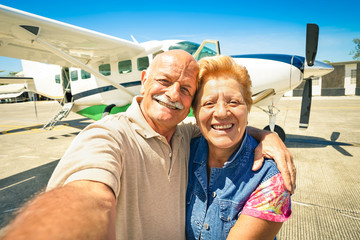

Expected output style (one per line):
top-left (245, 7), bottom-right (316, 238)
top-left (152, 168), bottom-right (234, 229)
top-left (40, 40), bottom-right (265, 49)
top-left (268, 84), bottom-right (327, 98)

top-left (212, 124), bottom-right (233, 130)
top-left (158, 100), bottom-right (177, 110)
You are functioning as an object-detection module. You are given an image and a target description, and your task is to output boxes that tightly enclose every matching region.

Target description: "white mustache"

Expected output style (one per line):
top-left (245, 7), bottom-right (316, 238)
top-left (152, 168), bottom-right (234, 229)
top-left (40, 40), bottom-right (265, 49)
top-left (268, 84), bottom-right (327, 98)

top-left (153, 94), bottom-right (184, 110)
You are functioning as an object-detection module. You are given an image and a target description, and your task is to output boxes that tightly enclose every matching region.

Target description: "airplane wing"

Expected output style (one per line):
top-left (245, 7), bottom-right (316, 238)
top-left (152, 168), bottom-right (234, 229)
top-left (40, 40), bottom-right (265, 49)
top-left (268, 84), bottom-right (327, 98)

top-left (0, 76), bottom-right (34, 84)
top-left (0, 83), bottom-right (27, 99)
top-left (0, 76), bottom-right (39, 99)
top-left (0, 4), bottom-right (145, 67)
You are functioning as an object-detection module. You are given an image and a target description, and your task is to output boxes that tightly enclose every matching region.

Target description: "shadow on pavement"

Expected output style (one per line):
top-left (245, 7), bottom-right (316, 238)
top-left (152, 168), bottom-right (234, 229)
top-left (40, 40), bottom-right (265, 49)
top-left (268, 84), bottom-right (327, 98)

top-left (0, 118), bottom-right (91, 135)
top-left (285, 132), bottom-right (359, 157)
top-left (0, 160), bottom-right (59, 228)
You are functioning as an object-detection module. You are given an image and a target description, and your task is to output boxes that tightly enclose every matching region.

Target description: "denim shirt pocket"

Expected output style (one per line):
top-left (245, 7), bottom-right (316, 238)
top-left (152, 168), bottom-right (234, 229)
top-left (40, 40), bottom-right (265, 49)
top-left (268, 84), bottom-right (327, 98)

top-left (218, 200), bottom-right (241, 237)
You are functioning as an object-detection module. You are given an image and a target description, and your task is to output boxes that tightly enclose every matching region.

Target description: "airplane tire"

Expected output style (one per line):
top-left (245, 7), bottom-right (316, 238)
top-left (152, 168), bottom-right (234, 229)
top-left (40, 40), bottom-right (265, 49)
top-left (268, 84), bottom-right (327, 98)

top-left (102, 104), bottom-right (116, 118)
top-left (263, 125), bottom-right (286, 142)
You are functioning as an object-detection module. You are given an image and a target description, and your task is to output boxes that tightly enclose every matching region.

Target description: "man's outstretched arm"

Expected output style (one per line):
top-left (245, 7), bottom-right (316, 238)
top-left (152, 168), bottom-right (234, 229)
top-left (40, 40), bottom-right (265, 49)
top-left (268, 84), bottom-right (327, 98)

top-left (247, 126), bottom-right (296, 194)
top-left (2, 180), bottom-right (116, 240)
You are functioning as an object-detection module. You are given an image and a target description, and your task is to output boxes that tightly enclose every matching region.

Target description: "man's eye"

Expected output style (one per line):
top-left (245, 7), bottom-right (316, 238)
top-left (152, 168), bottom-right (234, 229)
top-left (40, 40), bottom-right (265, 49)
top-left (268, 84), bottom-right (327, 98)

top-left (181, 87), bottom-right (190, 96)
top-left (158, 79), bottom-right (170, 85)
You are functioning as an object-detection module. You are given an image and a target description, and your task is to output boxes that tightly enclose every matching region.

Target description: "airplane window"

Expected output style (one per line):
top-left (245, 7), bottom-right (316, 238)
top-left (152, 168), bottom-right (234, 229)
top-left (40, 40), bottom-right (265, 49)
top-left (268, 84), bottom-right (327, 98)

top-left (118, 60), bottom-right (132, 74)
top-left (71, 70), bottom-right (78, 81)
top-left (153, 50), bottom-right (164, 59)
top-left (196, 44), bottom-right (218, 61)
top-left (169, 41), bottom-right (200, 55)
top-left (81, 70), bottom-right (91, 79)
top-left (137, 57), bottom-right (149, 71)
top-left (55, 74), bottom-right (61, 84)
top-left (99, 64), bottom-right (111, 76)
top-left (169, 41), bottom-right (217, 60)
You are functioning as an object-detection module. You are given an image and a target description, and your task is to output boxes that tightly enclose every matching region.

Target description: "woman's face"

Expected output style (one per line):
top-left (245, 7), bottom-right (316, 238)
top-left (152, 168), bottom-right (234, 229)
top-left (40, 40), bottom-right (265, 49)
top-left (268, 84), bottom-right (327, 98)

top-left (195, 75), bottom-right (248, 153)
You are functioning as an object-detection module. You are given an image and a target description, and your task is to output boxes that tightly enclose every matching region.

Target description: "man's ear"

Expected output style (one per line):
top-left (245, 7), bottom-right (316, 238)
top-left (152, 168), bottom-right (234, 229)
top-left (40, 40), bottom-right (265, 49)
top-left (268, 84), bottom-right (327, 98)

top-left (140, 70), bottom-right (147, 95)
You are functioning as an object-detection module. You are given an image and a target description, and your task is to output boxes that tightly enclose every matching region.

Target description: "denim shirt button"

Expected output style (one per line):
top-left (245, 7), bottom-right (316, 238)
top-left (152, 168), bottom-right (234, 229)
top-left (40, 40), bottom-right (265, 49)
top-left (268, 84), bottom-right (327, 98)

top-left (212, 192), bottom-right (216, 198)
top-left (204, 223), bottom-right (209, 230)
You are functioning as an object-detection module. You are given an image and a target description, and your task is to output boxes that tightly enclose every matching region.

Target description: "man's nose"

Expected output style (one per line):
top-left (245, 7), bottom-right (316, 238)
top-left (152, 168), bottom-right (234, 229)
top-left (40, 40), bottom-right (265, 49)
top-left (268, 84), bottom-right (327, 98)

top-left (165, 82), bottom-right (181, 102)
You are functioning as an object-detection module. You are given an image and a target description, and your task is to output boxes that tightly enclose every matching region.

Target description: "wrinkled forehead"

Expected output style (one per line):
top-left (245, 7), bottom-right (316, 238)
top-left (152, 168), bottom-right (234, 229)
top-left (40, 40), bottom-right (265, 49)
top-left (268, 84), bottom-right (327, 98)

top-left (149, 52), bottom-right (198, 82)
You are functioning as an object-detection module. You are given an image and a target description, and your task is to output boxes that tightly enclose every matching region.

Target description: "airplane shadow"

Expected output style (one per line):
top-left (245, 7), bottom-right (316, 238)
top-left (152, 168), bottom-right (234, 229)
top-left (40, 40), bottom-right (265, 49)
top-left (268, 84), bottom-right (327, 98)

top-left (285, 132), bottom-right (357, 157)
top-left (0, 118), bottom-right (92, 135)
top-left (0, 160), bottom-right (59, 228)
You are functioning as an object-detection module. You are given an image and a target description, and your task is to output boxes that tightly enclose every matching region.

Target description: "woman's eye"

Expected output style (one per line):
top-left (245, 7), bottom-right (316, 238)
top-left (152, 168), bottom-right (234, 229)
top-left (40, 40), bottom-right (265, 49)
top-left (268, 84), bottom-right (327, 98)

top-left (229, 100), bottom-right (244, 106)
top-left (203, 102), bottom-right (214, 107)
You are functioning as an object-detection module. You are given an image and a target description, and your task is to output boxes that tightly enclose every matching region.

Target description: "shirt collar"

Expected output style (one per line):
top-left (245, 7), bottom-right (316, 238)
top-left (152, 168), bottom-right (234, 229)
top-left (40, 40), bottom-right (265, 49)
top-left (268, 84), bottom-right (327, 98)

top-left (195, 130), bottom-right (251, 167)
top-left (126, 96), bottom-right (159, 139)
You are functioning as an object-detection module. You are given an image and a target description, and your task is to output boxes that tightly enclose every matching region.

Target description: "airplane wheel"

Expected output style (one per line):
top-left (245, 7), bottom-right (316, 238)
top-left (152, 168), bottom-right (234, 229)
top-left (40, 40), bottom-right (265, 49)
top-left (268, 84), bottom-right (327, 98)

top-left (263, 125), bottom-right (286, 142)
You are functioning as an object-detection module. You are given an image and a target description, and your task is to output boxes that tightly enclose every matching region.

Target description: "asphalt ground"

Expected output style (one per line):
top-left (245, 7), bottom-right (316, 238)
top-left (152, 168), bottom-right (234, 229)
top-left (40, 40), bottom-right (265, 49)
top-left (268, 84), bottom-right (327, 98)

top-left (0, 97), bottom-right (359, 239)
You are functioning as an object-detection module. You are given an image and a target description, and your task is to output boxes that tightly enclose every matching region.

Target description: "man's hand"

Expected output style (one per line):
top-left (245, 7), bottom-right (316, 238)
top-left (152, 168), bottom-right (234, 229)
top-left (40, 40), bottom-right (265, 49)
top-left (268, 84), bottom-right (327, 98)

top-left (2, 180), bottom-right (116, 240)
top-left (248, 126), bottom-right (296, 194)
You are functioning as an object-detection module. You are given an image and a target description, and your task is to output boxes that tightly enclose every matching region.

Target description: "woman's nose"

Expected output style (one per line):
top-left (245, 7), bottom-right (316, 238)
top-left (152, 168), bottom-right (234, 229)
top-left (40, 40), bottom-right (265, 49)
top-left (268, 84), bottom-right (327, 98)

top-left (213, 101), bottom-right (228, 118)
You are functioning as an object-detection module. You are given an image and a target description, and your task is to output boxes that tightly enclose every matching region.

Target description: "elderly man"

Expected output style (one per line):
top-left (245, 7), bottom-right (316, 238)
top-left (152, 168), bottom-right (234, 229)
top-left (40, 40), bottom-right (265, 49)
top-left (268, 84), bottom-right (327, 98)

top-left (2, 50), bottom-right (295, 240)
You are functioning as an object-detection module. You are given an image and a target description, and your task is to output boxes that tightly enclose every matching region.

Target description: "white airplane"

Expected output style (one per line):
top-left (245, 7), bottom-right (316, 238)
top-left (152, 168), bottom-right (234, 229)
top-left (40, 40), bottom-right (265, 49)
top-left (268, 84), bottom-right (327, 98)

top-left (0, 4), bottom-right (334, 140)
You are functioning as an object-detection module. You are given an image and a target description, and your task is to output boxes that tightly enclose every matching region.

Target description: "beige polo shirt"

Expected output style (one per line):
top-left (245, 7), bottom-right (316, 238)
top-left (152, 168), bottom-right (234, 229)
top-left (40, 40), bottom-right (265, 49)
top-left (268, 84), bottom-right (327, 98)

top-left (47, 96), bottom-right (200, 240)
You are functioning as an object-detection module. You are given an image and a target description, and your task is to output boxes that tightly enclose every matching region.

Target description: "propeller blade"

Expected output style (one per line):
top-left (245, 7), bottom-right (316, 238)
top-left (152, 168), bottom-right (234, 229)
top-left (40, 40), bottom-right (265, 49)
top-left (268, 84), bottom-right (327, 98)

top-left (306, 24), bottom-right (319, 66)
top-left (299, 79), bottom-right (312, 129)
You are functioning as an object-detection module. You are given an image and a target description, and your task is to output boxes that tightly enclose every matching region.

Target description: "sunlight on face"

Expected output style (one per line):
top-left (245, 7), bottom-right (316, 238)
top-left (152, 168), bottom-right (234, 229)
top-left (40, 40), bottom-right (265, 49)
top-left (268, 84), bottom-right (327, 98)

top-left (195, 76), bottom-right (248, 153)
top-left (140, 51), bottom-right (198, 133)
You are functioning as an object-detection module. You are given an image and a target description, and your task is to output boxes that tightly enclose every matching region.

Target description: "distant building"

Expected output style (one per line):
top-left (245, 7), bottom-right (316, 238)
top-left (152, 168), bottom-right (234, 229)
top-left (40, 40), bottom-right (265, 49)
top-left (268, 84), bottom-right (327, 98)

top-left (289, 60), bottom-right (360, 96)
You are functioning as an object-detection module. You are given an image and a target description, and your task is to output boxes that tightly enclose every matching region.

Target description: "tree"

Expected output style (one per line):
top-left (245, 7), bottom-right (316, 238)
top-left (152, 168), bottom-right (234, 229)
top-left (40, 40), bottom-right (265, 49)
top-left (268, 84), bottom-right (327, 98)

top-left (350, 38), bottom-right (360, 60)
top-left (9, 71), bottom-right (19, 76)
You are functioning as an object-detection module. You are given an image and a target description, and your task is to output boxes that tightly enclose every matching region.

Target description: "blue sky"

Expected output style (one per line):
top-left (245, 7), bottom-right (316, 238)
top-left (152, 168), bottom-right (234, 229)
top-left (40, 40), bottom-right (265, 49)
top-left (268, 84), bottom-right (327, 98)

top-left (1, 0), bottom-right (359, 75)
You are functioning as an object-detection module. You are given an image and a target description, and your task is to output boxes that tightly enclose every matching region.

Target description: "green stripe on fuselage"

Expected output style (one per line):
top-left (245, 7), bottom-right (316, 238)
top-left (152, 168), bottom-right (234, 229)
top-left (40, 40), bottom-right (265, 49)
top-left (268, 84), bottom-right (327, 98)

top-left (76, 104), bottom-right (131, 121)
top-left (77, 104), bottom-right (194, 121)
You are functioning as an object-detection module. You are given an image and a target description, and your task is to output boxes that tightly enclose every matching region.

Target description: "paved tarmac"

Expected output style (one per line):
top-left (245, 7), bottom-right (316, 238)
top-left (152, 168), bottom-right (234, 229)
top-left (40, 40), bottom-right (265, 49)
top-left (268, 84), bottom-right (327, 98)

top-left (0, 97), bottom-right (359, 239)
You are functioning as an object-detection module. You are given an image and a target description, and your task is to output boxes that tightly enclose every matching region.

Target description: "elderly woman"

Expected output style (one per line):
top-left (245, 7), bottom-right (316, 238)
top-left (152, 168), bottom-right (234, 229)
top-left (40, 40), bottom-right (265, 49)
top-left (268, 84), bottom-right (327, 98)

top-left (186, 55), bottom-right (291, 240)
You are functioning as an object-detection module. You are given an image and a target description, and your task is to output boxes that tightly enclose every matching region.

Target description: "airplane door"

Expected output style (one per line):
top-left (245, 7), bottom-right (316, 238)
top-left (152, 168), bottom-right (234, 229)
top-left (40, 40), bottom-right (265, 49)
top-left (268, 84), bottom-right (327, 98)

top-left (61, 67), bottom-right (72, 102)
top-left (193, 40), bottom-right (220, 61)
top-left (345, 64), bottom-right (357, 95)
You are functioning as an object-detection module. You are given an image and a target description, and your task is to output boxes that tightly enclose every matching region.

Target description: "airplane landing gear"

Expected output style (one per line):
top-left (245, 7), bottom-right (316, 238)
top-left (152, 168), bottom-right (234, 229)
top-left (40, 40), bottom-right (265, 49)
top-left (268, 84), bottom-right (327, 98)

top-left (258, 105), bottom-right (286, 142)
top-left (263, 125), bottom-right (286, 142)
top-left (102, 104), bottom-right (116, 118)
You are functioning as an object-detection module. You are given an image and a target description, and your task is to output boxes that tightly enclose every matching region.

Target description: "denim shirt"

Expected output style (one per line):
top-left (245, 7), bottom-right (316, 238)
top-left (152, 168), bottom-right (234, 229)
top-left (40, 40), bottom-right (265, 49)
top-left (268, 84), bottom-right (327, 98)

top-left (186, 132), bottom-right (281, 240)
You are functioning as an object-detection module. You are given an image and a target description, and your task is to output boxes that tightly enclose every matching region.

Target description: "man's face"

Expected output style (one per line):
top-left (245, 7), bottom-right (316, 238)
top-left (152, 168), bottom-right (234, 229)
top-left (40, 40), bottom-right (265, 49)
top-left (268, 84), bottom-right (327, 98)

top-left (140, 51), bottom-right (198, 133)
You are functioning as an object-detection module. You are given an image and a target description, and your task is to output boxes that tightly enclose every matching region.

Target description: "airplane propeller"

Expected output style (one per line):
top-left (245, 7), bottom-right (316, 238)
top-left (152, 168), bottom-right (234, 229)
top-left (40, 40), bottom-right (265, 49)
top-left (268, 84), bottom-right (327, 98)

top-left (299, 23), bottom-right (319, 129)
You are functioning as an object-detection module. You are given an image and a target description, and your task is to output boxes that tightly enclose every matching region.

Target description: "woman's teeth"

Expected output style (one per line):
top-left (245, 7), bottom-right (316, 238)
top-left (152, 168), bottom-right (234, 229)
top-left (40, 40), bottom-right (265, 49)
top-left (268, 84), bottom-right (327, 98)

top-left (212, 124), bottom-right (233, 130)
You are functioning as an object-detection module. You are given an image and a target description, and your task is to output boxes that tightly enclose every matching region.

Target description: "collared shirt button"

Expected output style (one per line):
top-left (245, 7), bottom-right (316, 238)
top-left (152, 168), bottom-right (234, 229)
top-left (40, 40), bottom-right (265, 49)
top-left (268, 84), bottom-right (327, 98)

top-left (212, 192), bottom-right (216, 198)
top-left (169, 152), bottom-right (172, 157)
top-left (204, 223), bottom-right (209, 230)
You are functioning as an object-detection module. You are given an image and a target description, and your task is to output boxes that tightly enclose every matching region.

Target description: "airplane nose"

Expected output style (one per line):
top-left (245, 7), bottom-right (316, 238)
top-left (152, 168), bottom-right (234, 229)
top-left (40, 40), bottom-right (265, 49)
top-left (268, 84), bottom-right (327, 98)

top-left (303, 61), bottom-right (334, 79)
